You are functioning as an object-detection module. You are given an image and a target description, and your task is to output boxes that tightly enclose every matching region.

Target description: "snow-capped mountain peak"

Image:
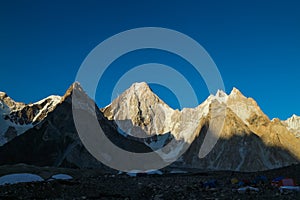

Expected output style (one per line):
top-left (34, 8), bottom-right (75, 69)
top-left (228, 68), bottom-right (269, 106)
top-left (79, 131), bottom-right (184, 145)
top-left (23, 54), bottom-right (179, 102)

top-left (0, 92), bottom-right (61, 146)
top-left (284, 114), bottom-right (300, 136)
top-left (229, 87), bottom-right (244, 98)
top-left (226, 87), bottom-right (269, 126)
top-left (102, 82), bottom-right (175, 137)
top-left (215, 89), bottom-right (228, 103)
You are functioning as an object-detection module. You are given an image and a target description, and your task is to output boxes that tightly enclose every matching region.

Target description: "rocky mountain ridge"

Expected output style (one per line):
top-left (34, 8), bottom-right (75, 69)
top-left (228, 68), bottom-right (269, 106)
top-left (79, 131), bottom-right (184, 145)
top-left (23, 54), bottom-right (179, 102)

top-left (0, 82), bottom-right (299, 172)
top-left (0, 92), bottom-right (61, 145)
top-left (102, 82), bottom-right (300, 171)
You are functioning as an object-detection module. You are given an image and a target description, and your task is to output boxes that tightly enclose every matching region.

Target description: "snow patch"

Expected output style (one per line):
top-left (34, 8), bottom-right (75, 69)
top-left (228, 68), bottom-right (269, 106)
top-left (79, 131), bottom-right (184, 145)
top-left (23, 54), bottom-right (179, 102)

top-left (126, 169), bottom-right (163, 176)
top-left (49, 174), bottom-right (73, 180)
top-left (32, 95), bottom-right (61, 122)
top-left (170, 170), bottom-right (187, 174)
top-left (0, 173), bottom-right (44, 185)
top-left (236, 146), bottom-right (246, 171)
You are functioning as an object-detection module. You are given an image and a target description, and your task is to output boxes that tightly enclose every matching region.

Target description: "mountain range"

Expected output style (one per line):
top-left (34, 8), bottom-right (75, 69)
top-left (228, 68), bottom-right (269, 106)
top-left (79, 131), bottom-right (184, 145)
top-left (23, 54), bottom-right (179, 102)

top-left (0, 82), bottom-right (299, 172)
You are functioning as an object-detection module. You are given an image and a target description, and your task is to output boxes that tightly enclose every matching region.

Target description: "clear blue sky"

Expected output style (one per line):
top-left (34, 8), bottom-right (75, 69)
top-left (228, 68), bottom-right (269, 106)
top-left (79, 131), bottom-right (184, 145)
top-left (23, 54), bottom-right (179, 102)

top-left (0, 0), bottom-right (299, 120)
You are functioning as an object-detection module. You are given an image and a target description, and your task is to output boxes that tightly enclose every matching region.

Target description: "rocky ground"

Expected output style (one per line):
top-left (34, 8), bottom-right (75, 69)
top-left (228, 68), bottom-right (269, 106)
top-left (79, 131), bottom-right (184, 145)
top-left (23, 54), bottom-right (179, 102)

top-left (0, 164), bottom-right (300, 199)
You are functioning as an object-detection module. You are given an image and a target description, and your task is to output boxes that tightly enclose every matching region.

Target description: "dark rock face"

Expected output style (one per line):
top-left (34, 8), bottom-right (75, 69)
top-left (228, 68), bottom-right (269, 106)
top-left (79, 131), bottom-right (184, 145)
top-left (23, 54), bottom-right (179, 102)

top-left (4, 126), bottom-right (17, 142)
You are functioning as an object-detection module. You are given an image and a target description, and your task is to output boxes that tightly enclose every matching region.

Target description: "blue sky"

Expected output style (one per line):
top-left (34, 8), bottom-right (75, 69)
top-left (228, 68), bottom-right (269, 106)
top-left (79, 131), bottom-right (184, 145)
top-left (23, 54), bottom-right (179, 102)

top-left (0, 0), bottom-right (299, 120)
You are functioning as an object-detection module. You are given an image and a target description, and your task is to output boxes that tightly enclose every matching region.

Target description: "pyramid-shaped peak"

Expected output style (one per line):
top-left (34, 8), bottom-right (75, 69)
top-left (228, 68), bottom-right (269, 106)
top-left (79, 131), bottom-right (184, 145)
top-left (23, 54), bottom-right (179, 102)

top-left (62, 82), bottom-right (85, 101)
top-left (130, 82), bottom-right (152, 92)
top-left (229, 87), bottom-right (245, 98)
top-left (121, 82), bottom-right (164, 103)
top-left (231, 87), bottom-right (241, 94)
top-left (71, 81), bottom-right (83, 90)
top-left (124, 82), bottom-right (158, 98)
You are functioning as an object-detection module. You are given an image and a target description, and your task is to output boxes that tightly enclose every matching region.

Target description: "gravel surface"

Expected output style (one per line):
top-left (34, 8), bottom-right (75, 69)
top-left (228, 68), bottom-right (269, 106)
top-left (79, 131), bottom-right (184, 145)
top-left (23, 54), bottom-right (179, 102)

top-left (0, 164), bottom-right (300, 199)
